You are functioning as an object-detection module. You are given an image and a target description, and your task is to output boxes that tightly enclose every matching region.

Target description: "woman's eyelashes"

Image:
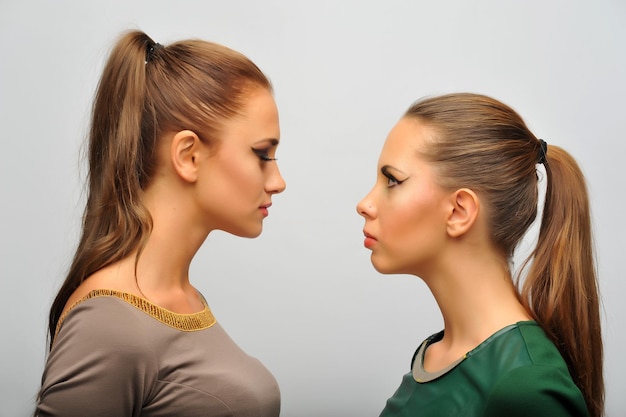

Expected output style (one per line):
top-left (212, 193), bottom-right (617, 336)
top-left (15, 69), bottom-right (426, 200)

top-left (385, 173), bottom-right (404, 187)
top-left (381, 166), bottom-right (406, 188)
top-left (252, 148), bottom-right (277, 162)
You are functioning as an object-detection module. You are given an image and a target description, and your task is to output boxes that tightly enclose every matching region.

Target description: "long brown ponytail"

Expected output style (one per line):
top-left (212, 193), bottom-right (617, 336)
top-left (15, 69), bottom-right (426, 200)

top-left (48, 30), bottom-right (271, 347)
top-left (522, 145), bottom-right (604, 417)
top-left (405, 93), bottom-right (603, 417)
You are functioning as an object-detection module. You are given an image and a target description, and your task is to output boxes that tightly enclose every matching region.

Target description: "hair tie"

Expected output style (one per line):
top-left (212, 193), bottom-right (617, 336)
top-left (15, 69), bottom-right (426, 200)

top-left (145, 42), bottom-right (163, 64)
top-left (537, 139), bottom-right (548, 164)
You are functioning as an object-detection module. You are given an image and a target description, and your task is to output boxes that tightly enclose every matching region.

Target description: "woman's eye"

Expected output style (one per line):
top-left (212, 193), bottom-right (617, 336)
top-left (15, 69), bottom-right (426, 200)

top-left (386, 175), bottom-right (401, 187)
top-left (253, 148), bottom-right (276, 162)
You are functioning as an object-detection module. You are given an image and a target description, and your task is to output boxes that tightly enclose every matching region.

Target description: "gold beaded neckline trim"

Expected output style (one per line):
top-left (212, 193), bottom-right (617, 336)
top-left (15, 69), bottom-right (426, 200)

top-left (55, 289), bottom-right (216, 339)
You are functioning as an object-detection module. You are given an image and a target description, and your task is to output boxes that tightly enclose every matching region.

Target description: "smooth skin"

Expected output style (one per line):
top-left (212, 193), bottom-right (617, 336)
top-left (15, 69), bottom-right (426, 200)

top-left (63, 87), bottom-right (285, 316)
top-left (357, 117), bottom-right (531, 372)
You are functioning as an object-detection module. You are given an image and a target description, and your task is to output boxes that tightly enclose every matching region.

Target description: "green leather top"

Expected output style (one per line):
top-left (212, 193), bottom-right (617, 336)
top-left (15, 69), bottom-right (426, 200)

top-left (379, 321), bottom-right (589, 417)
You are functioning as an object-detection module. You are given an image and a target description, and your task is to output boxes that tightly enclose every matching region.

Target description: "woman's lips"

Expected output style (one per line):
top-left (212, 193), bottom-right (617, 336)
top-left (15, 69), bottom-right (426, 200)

top-left (259, 202), bottom-right (272, 217)
top-left (363, 231), bottom-right (377, 248)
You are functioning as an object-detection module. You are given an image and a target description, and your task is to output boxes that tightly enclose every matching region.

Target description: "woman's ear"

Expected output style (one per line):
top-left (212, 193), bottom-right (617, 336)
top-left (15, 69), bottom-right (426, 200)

top-left (446, 188), bottom-right (480, 238)
top-left (170, 130), bottom-right (202, 183)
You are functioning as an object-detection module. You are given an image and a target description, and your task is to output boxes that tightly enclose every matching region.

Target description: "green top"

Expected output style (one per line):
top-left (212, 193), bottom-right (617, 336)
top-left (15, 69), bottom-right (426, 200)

top-left (379, 321), bottom-right (589, 417)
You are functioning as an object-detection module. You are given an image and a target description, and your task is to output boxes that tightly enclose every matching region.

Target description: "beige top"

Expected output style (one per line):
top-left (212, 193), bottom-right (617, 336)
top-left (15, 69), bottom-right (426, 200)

top-left (36, 289), bottom-right (280, 417)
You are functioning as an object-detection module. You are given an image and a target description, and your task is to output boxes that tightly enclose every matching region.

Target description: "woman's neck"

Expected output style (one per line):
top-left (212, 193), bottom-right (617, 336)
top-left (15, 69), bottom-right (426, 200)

top-left (126, 182), bottom-right (210, 312)
top-left (420, 247), bottom-right (532, 369)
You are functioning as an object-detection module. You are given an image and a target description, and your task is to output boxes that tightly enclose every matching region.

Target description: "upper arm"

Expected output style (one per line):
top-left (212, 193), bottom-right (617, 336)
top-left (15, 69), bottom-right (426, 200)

top-left (483, 365), bottom-right (589, 417)
top-left (36, 300), bottom-right (157, 417)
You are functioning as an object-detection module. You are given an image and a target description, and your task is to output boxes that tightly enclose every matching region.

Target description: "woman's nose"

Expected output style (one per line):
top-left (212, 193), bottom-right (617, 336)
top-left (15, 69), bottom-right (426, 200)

top-left (356, 191), bottom-right (375, 218)
top-left (266, 163), bottom-right (286, 194)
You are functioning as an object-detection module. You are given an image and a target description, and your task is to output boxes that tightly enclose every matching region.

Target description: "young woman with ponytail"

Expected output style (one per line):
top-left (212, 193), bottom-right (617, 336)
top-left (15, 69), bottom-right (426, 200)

top-left (36, 30), bottom-right (285, 417)
top-left (357, 93), bottom-right (603, 417)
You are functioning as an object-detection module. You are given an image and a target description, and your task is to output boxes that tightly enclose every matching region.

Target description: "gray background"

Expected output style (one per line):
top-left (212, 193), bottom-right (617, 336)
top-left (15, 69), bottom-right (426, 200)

top-left (1, 1), bottom-right (624, 416)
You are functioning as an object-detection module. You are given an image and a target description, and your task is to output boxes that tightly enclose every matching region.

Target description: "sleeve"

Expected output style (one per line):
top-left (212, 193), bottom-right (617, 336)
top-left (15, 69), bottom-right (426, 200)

top-left (36, 299), bottom-right (158, 417)
top-left (483, 364), bottom-right (590, 417)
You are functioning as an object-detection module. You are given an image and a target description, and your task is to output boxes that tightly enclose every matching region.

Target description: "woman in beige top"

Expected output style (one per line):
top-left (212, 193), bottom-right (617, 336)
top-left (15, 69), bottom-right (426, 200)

top-left (35, 30), bottom-right (285, 417)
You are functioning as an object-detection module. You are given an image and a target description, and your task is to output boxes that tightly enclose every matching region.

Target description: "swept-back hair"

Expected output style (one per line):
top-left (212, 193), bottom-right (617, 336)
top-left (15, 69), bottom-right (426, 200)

top-left (405, 93), bottom-right (603, 417)
top-left (48, 30), bottom-right (271, 347)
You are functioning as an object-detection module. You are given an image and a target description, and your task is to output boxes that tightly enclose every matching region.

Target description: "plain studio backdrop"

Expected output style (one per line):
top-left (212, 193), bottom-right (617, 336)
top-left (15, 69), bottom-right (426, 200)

top-left (1, 1), bottom-right (624, 416)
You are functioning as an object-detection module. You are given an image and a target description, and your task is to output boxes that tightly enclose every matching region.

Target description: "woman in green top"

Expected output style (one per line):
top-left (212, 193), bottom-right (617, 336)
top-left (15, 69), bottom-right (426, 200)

top-left (357, 93), bottom-right (603, 417)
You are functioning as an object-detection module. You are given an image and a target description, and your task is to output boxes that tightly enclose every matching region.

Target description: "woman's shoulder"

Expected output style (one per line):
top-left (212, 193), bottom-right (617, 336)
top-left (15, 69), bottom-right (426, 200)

top-left (515, 321), bottom-right (574, 366)
top-left (61, 263), bottom-right (135, 311)
top-left (54, 289), bottom-right (157, 347)
top-left (55, 287), bottom-right (216, 348)
top-left (484, 363), bottom-right (588, 417)
top-left (40, 290), bottom-right (161, 416)
top-left (55, 265), bottom-right (141, 336)
top-left (482, 322), bottom-right (588, 416)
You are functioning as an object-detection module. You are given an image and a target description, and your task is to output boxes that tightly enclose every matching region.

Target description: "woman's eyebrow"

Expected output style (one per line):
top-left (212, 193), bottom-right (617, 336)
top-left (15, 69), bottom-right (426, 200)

top-left (381, 165), bottom-right (407, 176)
top-left (253, 138), bottom-right (279, 147)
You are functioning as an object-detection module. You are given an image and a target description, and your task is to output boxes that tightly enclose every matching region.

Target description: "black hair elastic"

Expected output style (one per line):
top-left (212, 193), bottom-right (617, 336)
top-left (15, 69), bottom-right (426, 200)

top-left (145, 42), bottom-right (163, 64)
top-left (537, 139), bottom-right (548, 164)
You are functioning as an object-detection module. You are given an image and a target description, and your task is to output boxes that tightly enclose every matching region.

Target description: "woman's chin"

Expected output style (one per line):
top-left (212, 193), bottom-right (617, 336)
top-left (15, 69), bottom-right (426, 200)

top-left (371, 258), bottom-right (395, 275)
top-left (213, 221), bottom-right (263, 239)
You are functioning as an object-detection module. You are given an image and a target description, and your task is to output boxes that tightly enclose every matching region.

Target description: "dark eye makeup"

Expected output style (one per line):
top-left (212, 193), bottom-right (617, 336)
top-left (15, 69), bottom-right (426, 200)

top-left (385, 175), bottom-right (401, 187)
top-left (252, 148), bottom-right (277, 162)
top-left (381, 165), bottom-right (406, 187)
